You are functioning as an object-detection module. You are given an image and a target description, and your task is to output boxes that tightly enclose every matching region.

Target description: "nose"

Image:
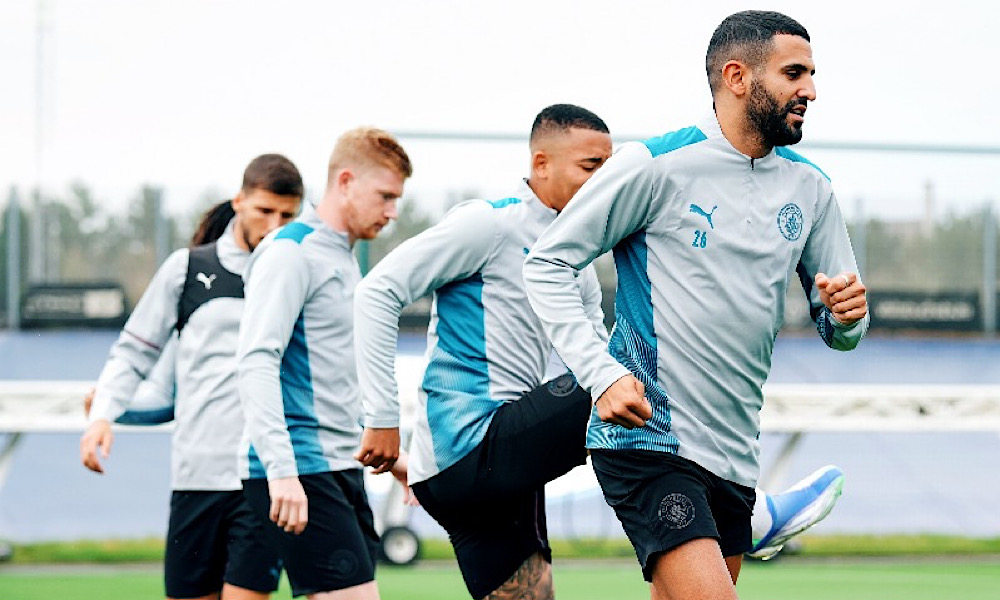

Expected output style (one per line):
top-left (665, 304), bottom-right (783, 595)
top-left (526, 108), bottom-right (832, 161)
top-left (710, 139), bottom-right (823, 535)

top-left (385, 199), bottom-right (399, 221)
top-left (800, 75), bottom-right (817, 102)
top-left (266, 213), bottom-right (284, 232)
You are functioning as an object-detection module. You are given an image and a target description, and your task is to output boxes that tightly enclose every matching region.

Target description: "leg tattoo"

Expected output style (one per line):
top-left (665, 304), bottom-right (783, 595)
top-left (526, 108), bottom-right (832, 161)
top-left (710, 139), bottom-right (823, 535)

top-left (484, 552), bottom-right (553, 600)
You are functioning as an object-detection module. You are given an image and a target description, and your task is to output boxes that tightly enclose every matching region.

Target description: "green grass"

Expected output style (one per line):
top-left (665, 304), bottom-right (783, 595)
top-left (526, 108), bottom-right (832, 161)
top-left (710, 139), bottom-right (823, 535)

top-left (2, 561), bottom-right (999, 600)
top-left (11, 535), bottom-right (1000, 564)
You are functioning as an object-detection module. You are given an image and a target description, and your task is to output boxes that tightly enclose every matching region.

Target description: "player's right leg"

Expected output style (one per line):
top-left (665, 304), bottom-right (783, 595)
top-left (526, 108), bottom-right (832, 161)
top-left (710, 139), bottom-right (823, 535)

top-left (242, 471), bottom-right (380, 600)
top-left (164, 491), bottom-right (231, 600)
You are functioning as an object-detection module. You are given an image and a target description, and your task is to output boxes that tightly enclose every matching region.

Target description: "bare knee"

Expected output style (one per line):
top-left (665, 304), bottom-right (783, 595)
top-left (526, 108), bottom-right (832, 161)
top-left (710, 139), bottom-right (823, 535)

top-left (308, 580), bottom-right (379, 600)
top-left (484, 552), bottom-right (553, 600)
top-left (649, 538), bottom-right (738, 600)
top-left (221, 583), bottom-right (270, 600)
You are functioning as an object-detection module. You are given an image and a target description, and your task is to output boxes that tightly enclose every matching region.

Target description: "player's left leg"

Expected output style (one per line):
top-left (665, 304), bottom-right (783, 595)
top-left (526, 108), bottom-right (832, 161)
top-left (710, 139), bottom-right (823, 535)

top-left (469, 373), bottom-right (592, 500)
top-left (410, 482), bottom-right (551, 599)
top-left (241, 471), bottom-right (379, 599)
top-left (747, 465), bottom-right (844, 559)
top-left (484, 551), bottom-right (553, 600)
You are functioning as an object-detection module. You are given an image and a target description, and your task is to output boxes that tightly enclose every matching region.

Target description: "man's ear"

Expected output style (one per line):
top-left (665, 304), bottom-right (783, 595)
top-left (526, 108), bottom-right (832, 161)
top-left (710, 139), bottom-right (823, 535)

top-left (231, 191), bottom-right (244, 213)
top-left (337, 168), bottom-right (355, 191)
top-left (531, 149), bottom-right (549, 179)
top-left (721, 60), bottom-right (750, 98)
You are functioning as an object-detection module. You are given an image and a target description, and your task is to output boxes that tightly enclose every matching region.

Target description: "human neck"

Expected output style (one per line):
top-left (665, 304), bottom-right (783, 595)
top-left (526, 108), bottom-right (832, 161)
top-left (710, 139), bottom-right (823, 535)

top-left (230, 218), bottom-right (249, 252)
top-left (715, 102), bottom-right (770, 159)
top-left (526, 178), bottom-right (559, 212)
top-left (314, 194), bottom-right (353, 245)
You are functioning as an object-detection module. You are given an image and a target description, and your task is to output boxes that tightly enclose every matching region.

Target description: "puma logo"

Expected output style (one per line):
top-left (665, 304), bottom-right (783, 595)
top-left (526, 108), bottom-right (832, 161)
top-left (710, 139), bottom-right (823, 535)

top-left (689, 203), bottom-right (718, 229)
top-left (196, 272), bottom-right (217, 290)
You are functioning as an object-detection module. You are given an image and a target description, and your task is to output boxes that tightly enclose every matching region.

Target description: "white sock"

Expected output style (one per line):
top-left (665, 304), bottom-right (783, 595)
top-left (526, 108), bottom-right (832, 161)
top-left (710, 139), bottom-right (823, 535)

top-left (750, 487), bottom-right (772, 540)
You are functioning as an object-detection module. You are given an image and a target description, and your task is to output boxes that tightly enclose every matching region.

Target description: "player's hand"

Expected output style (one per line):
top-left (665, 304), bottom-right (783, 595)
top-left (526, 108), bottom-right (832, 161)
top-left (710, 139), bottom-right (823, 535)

top-left (816, 272), bottom-right (867, 325)
top-left (83, 387), bottom-right (95, 418)
top-left (595, 375), bottom-right (652, 429)
top-left (354, 427), bottom-right (400, 474)
top-left (80, 419), bottom-right (113, 474)
top-left (268, 476), bottom-right (308, 535)
top-left (388, 452), bottom-right (420, 506)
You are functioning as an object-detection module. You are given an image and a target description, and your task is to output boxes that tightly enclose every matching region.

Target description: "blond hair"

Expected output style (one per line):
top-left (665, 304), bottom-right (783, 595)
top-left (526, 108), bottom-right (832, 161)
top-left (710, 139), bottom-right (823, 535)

top-left (328, 127), bottom-right (413, 185)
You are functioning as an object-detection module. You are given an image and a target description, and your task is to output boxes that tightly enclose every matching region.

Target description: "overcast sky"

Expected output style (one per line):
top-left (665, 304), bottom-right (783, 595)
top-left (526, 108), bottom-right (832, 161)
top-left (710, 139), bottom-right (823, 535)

top-left (2, 0), bottom-right (998, 220)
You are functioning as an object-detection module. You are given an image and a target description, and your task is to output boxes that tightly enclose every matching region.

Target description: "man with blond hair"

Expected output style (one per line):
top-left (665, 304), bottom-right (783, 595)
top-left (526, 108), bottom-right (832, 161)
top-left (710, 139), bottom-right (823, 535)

top-left (238, 127), bottom-right (412, 600)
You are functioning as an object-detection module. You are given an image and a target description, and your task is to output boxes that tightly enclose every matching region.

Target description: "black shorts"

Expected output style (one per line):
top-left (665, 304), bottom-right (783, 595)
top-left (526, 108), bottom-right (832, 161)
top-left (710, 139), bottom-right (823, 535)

top-left (411, 373), bottom-right (591, 599)
top-left (591, 450), bottom-right (756, 582)
top-left (242, 470), bottom-right (378, 598)
top-left (164, 490), bottom-right (281, 599)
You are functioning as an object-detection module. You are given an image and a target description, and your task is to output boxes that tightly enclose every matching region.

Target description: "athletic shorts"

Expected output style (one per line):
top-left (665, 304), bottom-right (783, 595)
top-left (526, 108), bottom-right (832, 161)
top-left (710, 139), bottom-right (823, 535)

top-left (411, 373), bottom-right (592, 599)
top-left (242, 470), bottom-right (378, 598)
top-left (164, 490), bottom-right (281, 599)
top-left (591, 449), bottom-right (756, 581)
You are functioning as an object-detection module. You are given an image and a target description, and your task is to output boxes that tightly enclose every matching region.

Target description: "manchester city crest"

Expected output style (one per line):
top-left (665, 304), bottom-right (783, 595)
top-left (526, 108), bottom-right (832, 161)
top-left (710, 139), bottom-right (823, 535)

top-left (657, 493), bottom-right (695, 529)
top-left (777, 203), bottom-right (804, 241)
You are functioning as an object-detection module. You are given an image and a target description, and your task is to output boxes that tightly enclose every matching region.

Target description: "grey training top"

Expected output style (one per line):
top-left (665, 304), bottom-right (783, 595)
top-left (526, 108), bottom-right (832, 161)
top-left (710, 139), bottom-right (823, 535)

top-left (237, 204), bottom-right (364, 481)
top-left (90, 219), bottom-right (249, 490)
top-left (354, 180), bottom-right (607, 484)
top-left (524, 114), bottom-right (869, 488)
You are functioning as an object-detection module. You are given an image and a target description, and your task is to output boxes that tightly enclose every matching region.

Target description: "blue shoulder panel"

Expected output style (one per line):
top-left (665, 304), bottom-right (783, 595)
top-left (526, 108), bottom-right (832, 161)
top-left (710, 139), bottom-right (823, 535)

top-left (487, 197), bottom-right (521, 209)
top-left (776, 147), bottom-right (831, 181)
top-left (642, 126), bottom-right (707, 158)
top-left (274, 222), bottom-right (315, 243)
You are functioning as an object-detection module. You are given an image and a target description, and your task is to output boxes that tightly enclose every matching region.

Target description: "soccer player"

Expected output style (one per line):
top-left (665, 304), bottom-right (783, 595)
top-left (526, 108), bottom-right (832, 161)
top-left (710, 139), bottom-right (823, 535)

top-left (523, 11), bottom-right (869, 600)
top-left (237, 128), bottom-right (411, 600)
top-left (80, 155), bottom-right (304, 600)
top-left (354, 104), bottom-right (846, 599)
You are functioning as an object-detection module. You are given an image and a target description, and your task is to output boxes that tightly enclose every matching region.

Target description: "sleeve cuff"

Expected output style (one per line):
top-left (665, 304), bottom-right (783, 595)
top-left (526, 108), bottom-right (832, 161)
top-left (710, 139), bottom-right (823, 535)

top-left (588, 365), bottom-right (634, 403)
top-left (364, 416), bottom-right (401, 429)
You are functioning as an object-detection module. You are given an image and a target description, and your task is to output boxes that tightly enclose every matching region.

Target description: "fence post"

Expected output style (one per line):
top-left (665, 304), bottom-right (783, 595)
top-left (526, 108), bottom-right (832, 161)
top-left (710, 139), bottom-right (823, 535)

top-left (984, 201), bottom-right (997, 336)
top-left (6, 188), bottom-right (21, 330)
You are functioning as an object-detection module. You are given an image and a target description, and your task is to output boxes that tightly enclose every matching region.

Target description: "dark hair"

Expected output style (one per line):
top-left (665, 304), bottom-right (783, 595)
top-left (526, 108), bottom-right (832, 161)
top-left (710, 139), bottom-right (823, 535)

top-left (191, 200), bottom-right (236, 246)
top-left (529, 104), bottom-right (609, 144)
top-left (706, 11), bottom-right (810, 93)
top-left (241, 153), bottom-right (304, 198)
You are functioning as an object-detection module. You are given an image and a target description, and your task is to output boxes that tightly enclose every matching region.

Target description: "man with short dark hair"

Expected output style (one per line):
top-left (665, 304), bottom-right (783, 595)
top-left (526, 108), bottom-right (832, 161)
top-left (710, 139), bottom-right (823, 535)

top-left (354, 104), bottom-right (611, 600)
top-left (81, 154), bottom-right (303, 600)
top-left (524, 11), bottom-right (868, 599)
top-left (238, 127), bottom-right (412, 600)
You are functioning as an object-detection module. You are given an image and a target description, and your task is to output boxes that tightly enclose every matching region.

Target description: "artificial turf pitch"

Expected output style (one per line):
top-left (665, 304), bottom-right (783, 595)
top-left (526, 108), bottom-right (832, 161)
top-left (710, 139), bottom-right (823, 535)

top-left (2, 560), bottom-right (999, 600)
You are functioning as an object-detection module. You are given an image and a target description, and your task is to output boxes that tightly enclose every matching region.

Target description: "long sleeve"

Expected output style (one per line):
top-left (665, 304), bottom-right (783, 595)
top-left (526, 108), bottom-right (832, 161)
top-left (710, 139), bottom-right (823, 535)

top-left (114, 333), bottom-right (178, 425)
top-left (797, 191), bottom-right (870, 350)
top-left (89, 249), bottom-right (187, 423)
top-left (355, 201), bottom-right (500, 428)
top-left (579, 266), bottom-right (609, 346)
top-left (524, 142), bottom-right (655, 401)
top-left (237, 240), bottom-right (311, 480)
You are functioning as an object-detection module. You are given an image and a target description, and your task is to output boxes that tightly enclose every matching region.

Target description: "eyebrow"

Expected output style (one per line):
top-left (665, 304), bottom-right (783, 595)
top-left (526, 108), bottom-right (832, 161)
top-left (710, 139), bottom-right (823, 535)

top-left (579, 157), bottom-right (604, 165)
top-left (784, 62), bottom-right (816, 74)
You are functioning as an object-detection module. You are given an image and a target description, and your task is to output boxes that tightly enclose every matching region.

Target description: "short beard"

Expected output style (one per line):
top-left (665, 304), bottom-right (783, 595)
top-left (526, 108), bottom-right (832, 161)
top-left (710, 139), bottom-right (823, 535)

top-left (242, 227), bottom-right (256, 251)
top-left (747, 80), bottom-right (804, 148)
